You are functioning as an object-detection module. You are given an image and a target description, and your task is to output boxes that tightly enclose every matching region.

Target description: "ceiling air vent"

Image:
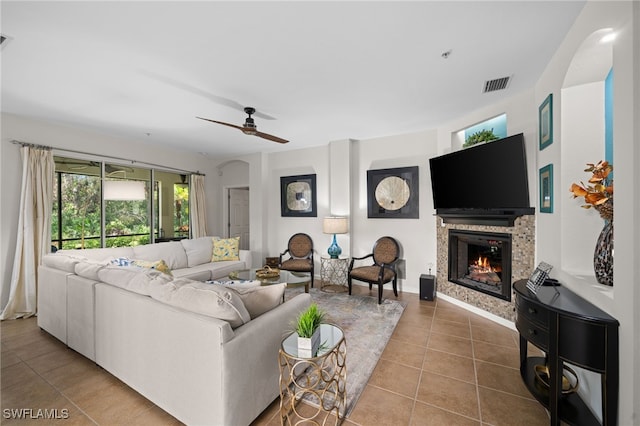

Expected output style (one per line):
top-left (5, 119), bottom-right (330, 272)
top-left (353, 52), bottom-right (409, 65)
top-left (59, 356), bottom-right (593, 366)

top-left (483, 76), bottom-right (511, 93)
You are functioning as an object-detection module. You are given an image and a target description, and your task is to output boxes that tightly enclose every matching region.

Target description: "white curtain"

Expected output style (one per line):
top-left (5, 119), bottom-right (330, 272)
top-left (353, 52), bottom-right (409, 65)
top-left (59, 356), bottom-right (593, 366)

top-left (190, 174), bottom-right (208, 238)
top-left (1, 146), bottom-right (54, 320)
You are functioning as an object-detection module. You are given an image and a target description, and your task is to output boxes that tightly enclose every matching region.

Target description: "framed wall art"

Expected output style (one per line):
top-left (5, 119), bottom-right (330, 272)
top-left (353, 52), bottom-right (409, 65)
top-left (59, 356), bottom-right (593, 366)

top-left (280, 174), bottom-right (317, 217)
top-left (539, 93), bottom-right (553, 150)
top-left (367, 166), bottom-right (419, 219)
top-left (539, 164), bottom-right (553, 213)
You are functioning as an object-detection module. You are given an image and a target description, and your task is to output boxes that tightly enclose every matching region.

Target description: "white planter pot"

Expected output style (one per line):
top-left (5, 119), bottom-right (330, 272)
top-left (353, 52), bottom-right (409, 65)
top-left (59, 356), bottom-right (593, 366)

top-left (297, 327), bottom-right (321, 358)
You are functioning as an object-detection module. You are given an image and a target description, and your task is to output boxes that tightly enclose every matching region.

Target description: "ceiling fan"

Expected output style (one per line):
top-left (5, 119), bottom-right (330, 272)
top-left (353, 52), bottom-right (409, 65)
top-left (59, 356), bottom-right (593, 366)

top-left (197, 107), bottom-right (289, 144)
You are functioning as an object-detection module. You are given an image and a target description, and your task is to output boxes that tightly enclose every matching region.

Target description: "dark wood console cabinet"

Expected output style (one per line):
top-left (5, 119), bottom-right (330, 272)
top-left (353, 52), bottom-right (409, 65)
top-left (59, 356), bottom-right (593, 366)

top-left (513, 280), bottom-right (619, 426)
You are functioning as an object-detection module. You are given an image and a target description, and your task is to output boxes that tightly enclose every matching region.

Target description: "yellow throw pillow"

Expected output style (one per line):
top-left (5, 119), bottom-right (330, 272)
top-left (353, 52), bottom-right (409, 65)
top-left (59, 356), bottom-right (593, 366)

top-left (212, 237), bottom-right (240, 262)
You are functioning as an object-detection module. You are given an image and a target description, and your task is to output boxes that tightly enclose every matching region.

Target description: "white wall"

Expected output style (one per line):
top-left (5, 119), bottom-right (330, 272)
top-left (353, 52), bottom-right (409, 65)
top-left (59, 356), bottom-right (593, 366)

top-left (266, 145), bottom-right (329, 272)
top-left (220, 130), bottom-right (439, 294)
top-left (350, 130), bottom-right (438, 293)
top-left (560, 82), bottom-right (606, 276)
top-left (533, 1), bottom-right (638, 422)
top-left (0, 113), bottom-right (218, 307)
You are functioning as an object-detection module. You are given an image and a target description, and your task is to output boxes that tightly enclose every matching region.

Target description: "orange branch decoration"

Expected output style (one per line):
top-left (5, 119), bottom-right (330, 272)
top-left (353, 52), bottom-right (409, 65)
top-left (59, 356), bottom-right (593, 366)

top-left (570, 161), bottom-right (613, 220)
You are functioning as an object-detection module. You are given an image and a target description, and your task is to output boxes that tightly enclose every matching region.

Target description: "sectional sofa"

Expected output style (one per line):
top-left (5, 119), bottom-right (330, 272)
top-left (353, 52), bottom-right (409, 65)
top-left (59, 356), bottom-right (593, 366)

top-left (37, 236), bottom-right (311, 425)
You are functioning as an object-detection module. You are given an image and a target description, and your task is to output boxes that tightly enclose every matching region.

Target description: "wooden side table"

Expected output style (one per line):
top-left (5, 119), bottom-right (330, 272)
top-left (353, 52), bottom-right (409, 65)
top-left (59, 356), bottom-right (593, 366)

top-left (514, 280), bottom-right (619, 425)
top-left (265, 257), bottom-right (279, 268)
top-left (278, 324), bottom-right (347, 425)
top-left (320, 256), bottom-right (349, 293)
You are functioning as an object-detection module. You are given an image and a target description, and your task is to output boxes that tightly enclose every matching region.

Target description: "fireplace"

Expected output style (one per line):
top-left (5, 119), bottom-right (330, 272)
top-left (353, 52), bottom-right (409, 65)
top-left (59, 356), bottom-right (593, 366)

top-left (448, 229), bottom-right (512, 301)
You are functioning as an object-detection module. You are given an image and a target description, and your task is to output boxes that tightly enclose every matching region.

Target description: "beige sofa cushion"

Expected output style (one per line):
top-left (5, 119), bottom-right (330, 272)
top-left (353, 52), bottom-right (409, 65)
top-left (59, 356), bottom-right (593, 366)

top-left (181, 236), bottom-right (214, 267)
top-left (132, 241), bottom-right (188, 270)
top-left (98, 266), bottom-right (171, 296)
top-left (75, 260), bottom-right (111, 281)
top-left (43, 254), bottom-right (86, 273)
top-left (59, 247), bottom-right (134, 261)
top-left (150, 278), bottom-right (250, 328)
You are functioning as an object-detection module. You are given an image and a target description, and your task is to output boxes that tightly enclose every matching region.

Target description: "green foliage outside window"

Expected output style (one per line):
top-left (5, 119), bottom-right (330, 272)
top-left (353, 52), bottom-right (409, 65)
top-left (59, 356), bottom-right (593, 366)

top-left (463, 128), bottom-right (500, 148)
top-left (174, 184), bottom-right (189, 236)
top-left (52, 157), bottom-right (189, 249)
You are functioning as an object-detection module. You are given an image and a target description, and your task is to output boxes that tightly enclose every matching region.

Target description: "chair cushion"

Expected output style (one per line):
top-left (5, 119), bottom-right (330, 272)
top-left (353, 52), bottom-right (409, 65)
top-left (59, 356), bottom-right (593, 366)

top-left (280, 258), bottom-right (312, 272)
top-left (350, 265), bottom-right (395, 283)
top-left (212, 237), bottom-right (240, 262)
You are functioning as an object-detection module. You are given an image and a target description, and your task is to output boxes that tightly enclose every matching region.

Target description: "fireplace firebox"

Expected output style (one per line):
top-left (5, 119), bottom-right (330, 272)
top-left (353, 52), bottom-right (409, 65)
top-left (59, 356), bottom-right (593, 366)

top-left (448, 229), bottom-right (512, 301)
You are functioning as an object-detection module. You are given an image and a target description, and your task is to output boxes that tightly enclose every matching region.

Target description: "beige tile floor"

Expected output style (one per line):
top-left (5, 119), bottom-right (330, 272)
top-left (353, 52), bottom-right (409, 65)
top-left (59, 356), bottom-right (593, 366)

top-left (1, 284), bottom-right (550, 425)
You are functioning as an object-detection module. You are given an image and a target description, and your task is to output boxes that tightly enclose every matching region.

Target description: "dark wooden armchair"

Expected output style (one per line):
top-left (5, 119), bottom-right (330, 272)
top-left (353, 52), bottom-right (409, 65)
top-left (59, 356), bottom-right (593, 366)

top-left (279, 233), bottom-right (314, 288)
top-left (348, 236), bottom-right (400, 304)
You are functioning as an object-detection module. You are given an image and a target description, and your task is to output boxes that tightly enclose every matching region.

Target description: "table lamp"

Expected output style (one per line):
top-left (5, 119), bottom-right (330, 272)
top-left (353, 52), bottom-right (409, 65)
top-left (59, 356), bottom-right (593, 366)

top-left (323, 216), bottom-right (348, 259)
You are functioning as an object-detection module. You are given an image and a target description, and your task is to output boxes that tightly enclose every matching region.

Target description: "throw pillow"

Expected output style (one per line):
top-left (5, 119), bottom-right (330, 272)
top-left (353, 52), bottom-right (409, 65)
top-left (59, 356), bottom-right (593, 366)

top-left (212, 237), bottom-right (240, 262)
top-left (110, 257), bottom-right (173, 276)
top-left (226, 283), bottom-right (286, 319)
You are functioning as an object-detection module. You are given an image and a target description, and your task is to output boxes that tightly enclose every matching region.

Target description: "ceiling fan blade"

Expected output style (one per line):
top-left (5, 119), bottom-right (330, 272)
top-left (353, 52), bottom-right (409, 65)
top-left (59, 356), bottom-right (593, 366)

top-left (196, 117), bottom-right (245, 131)
top-left (141, 70), bottom-right (276, 119)
top-left (255, 131), bottom-right (289, 144)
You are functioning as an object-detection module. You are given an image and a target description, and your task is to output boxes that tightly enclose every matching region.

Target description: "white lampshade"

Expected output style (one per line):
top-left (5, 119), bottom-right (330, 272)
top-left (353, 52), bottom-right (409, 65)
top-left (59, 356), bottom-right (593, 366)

top-left (104, 180), bottom-right (146, 201)
top-left (323, 216), bottom-right (348, 234)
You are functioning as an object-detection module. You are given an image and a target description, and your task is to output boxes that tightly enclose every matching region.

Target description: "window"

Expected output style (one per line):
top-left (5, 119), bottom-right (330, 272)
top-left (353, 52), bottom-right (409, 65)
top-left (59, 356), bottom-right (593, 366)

top-left (52, 156), bottom-right (190, 249)
top-left (104, 164), bottom-right (151, 247)
top-left (460, 114), bottom-right (508, 148)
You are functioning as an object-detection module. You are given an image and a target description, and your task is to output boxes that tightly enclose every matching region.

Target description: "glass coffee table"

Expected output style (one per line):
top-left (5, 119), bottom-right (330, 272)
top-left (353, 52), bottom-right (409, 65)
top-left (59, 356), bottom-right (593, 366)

top-left (228, 268), bottom-right (311, 293)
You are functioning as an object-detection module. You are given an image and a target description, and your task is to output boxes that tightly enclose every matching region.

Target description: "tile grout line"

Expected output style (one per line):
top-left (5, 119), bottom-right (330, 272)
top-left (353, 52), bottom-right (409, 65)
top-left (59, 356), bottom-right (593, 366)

top-left (2, 330), bottom-right (100, 425)
top-left (470, 316), bottom-right (485, 425)
top-left (406, 302), bottom-right (432, 426)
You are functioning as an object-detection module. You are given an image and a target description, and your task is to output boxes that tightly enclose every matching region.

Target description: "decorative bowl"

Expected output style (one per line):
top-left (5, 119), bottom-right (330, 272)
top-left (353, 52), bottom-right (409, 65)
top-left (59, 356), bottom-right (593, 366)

top-left (534, 363), bottom-right (579, 394)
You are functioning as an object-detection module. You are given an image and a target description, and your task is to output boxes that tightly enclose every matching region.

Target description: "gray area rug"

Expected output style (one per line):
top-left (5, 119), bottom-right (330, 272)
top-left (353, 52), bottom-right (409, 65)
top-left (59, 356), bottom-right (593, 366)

top-left (285, 287), bottom-right (406, 417)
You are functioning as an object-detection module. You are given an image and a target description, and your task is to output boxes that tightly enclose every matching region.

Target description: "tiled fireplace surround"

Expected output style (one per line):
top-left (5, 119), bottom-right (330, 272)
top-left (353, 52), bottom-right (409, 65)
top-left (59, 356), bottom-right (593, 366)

top-left (436, 215), bottom-right (535, 322)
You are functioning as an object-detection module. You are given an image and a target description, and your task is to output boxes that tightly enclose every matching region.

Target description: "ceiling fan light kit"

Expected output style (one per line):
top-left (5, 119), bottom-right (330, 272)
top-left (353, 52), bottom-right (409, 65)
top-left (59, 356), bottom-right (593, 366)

top-left (197, 106), bottom-right (289, 144)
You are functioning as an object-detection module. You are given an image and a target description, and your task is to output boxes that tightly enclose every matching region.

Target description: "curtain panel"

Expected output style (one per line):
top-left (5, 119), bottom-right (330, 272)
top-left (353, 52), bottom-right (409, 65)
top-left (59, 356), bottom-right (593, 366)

top-left (1, 146), bottom-right (54, 320)
top-left (190, 174), bottom-right (208, 238)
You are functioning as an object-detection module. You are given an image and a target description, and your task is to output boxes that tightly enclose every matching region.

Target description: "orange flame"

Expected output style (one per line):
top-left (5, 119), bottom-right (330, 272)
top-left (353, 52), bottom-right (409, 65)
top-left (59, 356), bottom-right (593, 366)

top-left (473, 256), bottom-right (494, 272)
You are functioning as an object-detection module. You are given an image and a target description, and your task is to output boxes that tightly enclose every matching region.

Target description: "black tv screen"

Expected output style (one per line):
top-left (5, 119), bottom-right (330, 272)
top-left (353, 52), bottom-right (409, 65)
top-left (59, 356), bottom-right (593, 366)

top-left (429, 133), bottom-right (531, 212)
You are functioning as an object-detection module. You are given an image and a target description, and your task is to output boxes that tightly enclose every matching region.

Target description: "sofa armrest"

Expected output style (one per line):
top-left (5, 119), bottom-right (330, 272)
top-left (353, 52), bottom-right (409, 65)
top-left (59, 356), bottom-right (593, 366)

top-left (239, 249), bottom-right (252, 269)
top-left (220, 293), bottom-right (311, 425)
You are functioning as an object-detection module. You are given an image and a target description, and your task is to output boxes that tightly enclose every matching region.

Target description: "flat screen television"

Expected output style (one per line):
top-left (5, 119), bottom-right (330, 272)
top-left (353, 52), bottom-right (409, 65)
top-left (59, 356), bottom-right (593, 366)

top-left (429, 133), bottom-right (533, 220)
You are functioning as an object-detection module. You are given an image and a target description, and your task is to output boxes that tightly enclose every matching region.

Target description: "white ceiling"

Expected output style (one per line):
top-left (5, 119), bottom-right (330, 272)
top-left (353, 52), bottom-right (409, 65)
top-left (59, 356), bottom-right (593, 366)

top-left (1, 1), bottom-right (586, 158)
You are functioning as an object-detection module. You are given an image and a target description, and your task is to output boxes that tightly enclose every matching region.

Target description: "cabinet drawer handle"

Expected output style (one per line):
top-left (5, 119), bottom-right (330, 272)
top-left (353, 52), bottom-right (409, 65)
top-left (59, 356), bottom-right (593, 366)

top-left (528, 329), bottom-right (537, 336)
top-left (528, 307), bottom-right (537, 315)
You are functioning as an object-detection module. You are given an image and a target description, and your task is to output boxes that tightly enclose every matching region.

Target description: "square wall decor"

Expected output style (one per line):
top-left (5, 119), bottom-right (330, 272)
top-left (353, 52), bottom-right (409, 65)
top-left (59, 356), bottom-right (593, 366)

top-left (539, 164), bottom-right (553, 213)
top-left (280, 174), bottom-right (317, 217)
top-left (539, 93), bottom-right (553, 150)
top-left (367, 166), bottom-right (419, 219)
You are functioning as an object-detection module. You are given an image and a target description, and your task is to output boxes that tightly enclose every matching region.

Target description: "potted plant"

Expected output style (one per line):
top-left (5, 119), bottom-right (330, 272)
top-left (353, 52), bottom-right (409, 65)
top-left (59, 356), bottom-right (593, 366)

top-left (293, 303), bottom-right (325, 357)
top-left (463, 128), bottom-right (499, 148)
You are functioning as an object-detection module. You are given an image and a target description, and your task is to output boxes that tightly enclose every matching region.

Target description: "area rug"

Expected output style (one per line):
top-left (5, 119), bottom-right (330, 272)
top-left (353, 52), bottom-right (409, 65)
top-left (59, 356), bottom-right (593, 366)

top-left (285, 287), bottom-right (406, 417)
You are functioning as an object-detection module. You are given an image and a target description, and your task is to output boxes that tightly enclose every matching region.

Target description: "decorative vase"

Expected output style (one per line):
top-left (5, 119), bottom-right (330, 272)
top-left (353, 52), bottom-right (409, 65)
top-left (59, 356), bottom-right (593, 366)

top-left (593, 221), bottom-right (613, 286)
top-left (297, 327), bottom-right (321, 358)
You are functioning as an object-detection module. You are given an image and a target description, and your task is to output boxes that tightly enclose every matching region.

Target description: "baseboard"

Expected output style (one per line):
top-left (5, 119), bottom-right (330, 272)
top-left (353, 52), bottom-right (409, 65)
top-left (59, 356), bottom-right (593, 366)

top-left (436, 292), bottom-right (516, 331)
